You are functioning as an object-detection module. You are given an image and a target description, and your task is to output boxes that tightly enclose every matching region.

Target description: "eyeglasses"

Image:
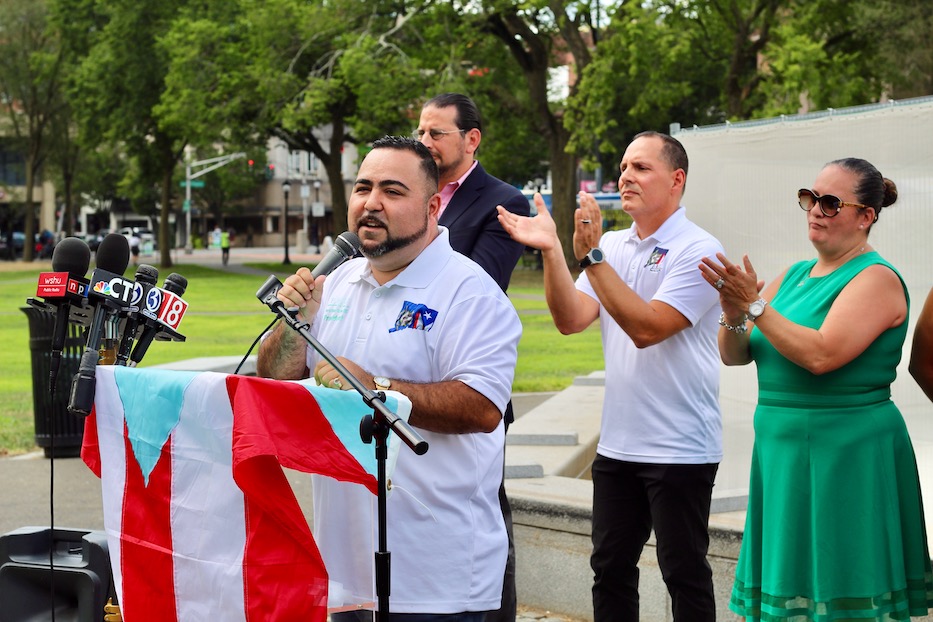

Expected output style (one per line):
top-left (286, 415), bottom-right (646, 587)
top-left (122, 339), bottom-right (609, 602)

top-left (798, 188), bottom-right (872, 218)
top-left (412, 128), bottom-right (467, 141)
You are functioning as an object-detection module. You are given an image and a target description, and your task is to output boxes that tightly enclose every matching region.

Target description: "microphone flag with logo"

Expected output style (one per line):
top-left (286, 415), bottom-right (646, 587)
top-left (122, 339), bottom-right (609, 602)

top-left (128, 272), bottom-right (188, 367)
top-left (115, 264), bottom-right (159, 366)
top-left (68, 233), bottom-right (132, 416)
top-left (30, 237), bottom-right (92, 394)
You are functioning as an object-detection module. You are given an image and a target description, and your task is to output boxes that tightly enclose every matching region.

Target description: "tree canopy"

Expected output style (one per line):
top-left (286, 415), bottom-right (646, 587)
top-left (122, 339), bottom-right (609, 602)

top-left (2, 0), bottom-right (928, 266)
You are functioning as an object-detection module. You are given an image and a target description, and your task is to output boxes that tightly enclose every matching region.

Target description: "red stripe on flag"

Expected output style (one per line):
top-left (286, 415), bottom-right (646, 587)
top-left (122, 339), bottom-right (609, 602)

top-left (81, 408), bottom-right (101, 478)
top-left (120, 423), bottom-right (178, 622)
top-left (228, 376), bottom-right (376, 492)
top-left (227, 375), bottom-right (377, 621)
top-left (240, 462), bottom-right (328, 620)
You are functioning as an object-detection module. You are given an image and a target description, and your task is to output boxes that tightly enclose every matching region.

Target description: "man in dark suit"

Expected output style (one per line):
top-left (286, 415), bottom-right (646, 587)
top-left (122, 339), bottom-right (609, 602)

top-left (415, 93), bottom-right (530, 292)
top-left (415, 93), bottom-right (530, 622)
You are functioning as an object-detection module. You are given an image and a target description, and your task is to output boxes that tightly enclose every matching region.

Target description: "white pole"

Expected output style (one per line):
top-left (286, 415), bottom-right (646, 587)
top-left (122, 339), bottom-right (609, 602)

top-left (185, 161), bottom-right (193, 254)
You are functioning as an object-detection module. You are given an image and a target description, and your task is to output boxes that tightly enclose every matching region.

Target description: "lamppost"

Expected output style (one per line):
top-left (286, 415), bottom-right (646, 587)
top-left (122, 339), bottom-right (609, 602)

top-left (311, 178), bottom-right (323, 247)
top-left (282, 180), bottom-right (291, 265)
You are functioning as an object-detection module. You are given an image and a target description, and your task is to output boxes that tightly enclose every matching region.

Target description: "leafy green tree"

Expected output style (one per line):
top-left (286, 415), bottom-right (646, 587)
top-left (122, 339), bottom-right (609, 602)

top-left (865, 0), bottom-right (933, 99)
top-left (0, 0), bottom-right (64, 261)
top-left (476, 0), bottom-right (603, 266)
top-left (70, 0), bottom-right (190, 267)
top-left (160, 0), bottom-right (433, 235)
top-left (71, 142), bottom-right (130, 231)
top-left (566, 0), bottom-right (922, 188)
top-left (412, 2), bottom-right (549, 187)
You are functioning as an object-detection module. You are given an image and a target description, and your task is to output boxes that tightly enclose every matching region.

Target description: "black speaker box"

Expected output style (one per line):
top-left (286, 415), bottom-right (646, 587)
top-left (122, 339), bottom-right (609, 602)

top-left (0, 527), bottom-right (113, 622)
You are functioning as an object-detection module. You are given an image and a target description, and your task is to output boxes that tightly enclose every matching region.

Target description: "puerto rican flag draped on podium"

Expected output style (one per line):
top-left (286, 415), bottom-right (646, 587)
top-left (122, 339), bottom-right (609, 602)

top-left (81, 367), bottom-right (410, 622)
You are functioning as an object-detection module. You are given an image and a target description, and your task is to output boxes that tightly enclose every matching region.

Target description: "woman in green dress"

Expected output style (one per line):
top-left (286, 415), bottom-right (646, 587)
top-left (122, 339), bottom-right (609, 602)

top-left (699, 157), bottom-right (933, 620)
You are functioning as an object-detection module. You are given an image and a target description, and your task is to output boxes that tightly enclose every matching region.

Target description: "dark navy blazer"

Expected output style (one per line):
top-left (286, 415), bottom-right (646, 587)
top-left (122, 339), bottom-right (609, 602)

top-left (439, 162), bottom-right (530, 293)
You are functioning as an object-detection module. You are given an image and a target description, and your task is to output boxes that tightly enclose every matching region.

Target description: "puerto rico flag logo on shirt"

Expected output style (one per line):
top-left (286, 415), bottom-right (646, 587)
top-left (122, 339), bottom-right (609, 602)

top-left (389, 300), bottom-right (438, 332)
top-left (645, 246), bottom-right (669, 272)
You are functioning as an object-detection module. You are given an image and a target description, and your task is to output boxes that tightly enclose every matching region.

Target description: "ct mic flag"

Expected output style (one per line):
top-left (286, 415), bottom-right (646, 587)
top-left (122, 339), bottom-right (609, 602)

top-left (81, 367), bottom-right (411, 621)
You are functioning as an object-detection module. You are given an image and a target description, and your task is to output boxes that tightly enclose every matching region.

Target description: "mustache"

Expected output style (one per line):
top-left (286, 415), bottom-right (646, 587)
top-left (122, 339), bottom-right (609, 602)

top-left (356, 215), bottom-right (387, 229)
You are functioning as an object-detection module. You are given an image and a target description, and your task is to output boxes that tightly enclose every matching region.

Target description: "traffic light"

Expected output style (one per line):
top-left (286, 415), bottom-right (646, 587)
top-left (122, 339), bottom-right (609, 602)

top-left (265, 164), bottom-right (275, 180)
top-left (247, 159), bottom-right (255, 173)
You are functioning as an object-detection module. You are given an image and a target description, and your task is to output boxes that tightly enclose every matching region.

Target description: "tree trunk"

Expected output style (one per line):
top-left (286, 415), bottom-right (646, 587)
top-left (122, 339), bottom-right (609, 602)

top-left (23, 160), bottom-right (37, 262)
top-left (63, 170), bottom-right (75, 238)
top-left (548, 142), bottom-right (578, 268)
top-left (326, 115), bottom-right (347, 234)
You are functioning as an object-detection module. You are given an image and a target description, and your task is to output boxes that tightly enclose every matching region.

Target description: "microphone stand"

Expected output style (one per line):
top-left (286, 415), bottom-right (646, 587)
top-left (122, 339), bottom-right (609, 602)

top-left (256, 276), bottom-right (428, 621)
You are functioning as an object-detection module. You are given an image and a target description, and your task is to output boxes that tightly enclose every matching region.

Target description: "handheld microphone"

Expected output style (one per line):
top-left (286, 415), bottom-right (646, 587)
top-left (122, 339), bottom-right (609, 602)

top-left (128, 273), bottom-right (188, 367)
top-left (29, 237), bottom-right (92, 394)
top-left (311, 231), bottom-right (361, 278)
top-left (115, 264), bottom-right (159, 366)
top-left (68, 233), bottom-right (133, 416)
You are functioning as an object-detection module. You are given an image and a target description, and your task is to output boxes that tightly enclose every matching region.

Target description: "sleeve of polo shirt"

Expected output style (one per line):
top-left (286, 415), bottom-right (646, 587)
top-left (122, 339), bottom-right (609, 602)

top-left (652, 235), bottom-right (725, 326)
top-left (434, 292), bottom-right (522, 415)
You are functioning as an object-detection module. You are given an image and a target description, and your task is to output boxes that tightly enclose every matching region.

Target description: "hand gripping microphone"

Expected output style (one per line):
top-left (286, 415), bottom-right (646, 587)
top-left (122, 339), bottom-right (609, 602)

top-left (128, 272), bottom-right (188, 367)
top-left (68, 233), bottom-right (133, 416)
top-left (28, 237), bottom-right (92, 395)
top-left (311, 231), bottom-right (361, 278)
top-left (115, 264), bottom-right (159, 366)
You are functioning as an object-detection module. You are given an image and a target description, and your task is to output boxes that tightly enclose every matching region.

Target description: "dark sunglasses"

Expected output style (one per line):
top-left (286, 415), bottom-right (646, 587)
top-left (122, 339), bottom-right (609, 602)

top-left (798, 188), bottom-right (872, 218)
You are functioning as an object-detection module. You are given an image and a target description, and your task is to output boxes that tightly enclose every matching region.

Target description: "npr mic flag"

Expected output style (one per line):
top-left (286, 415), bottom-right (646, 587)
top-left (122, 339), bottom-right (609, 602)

top-left (81, 367), bottom-right (411, 621)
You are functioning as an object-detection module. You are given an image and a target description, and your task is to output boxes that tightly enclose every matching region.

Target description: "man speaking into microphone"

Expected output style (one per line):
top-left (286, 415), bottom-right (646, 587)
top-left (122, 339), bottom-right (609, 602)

top-left (257, 136), bottom-right (522, 620)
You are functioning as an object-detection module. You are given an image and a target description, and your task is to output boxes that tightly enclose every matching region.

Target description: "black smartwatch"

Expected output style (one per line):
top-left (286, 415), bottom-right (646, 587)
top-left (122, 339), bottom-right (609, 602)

top-left (579, 247), bottom-right (605, 270)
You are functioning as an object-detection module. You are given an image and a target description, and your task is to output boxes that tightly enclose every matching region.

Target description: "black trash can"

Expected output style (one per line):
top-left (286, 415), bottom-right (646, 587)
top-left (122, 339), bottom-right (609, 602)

top-left (21, 307), bottom-right (87, 458)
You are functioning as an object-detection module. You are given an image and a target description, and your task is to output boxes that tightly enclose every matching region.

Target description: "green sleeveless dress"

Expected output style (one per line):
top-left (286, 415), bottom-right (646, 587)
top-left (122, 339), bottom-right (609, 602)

top-left (730, 252), bottom-right (933, 620)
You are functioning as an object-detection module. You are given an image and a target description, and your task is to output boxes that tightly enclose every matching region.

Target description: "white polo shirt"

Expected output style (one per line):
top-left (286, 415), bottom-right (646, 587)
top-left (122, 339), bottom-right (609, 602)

top-left (576, 208), bottom-right (724, 464)
top-left (309, 227), bottom-right (522, 612)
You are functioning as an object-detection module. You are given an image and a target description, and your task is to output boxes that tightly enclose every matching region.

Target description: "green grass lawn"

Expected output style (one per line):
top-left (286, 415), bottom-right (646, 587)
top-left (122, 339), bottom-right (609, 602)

top-left (0, 263), bottom-right (602, 455)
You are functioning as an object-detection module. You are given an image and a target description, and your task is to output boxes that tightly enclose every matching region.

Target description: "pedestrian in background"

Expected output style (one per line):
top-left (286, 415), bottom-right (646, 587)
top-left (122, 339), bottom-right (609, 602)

top-left (221, 229), bottom-right (231, 266)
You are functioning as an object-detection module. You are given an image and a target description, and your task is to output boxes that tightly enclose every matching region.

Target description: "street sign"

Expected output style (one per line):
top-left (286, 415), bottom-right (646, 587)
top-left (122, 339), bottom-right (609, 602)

top-left (311, 201), bottom-right (325, 217)
top-left (183, 199), bottom-right (191, 212)
top-left (179, 180), bottom-right (205, 188)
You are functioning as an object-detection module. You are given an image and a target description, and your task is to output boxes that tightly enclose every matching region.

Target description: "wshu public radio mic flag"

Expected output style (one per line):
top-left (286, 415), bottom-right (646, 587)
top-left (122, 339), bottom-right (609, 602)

top-left (81, 366), bottom-right (410, 622)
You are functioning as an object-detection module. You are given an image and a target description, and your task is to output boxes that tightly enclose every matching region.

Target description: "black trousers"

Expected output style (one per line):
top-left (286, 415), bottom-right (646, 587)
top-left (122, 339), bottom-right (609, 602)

top-left (485, 402), bottom-right (516, 622)
top-left (590, 455), bottom-right (718, 622)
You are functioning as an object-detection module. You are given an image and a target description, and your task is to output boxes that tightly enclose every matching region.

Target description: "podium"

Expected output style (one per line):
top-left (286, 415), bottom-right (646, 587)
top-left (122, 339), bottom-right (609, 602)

top-left (0, 527), bottom-right (112, 622)
top-left (82, 367), bottom-right (410, 621)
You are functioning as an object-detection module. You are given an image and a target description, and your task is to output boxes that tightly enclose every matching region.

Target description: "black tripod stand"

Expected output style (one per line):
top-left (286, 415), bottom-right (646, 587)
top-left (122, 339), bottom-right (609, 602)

top-left (257, 276), bottom-right (428, 621)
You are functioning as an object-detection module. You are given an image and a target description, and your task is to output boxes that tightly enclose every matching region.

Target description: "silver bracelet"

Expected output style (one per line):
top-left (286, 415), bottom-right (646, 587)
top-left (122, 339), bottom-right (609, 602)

top-left (719, 312), bottom-right (748, 334)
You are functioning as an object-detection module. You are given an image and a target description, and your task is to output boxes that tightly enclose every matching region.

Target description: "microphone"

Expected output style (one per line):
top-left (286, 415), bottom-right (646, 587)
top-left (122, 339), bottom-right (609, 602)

top-left (311, 231), bottom-right (361, 278)
top-left (30, 237), bottom-right (92, 395)
top-left (115, 264), bottom-right (159, 366)
top-left (128, 272), bottom-right (188, 367)
top-left (68, 233), bottom-right (133, 416)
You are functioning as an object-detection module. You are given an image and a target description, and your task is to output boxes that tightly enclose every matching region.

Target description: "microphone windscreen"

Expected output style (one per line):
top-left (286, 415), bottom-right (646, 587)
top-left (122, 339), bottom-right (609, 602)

top-left (334, 231), bottom-right (361, 256)
top-left (51, 237), bottom-right (91, 275)
top-left (163, 273), bottom-right (188, 296)
top-left (96, 233), bottom-right (131, 274)
top-left (135, 264), bottom-right (159, 285)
